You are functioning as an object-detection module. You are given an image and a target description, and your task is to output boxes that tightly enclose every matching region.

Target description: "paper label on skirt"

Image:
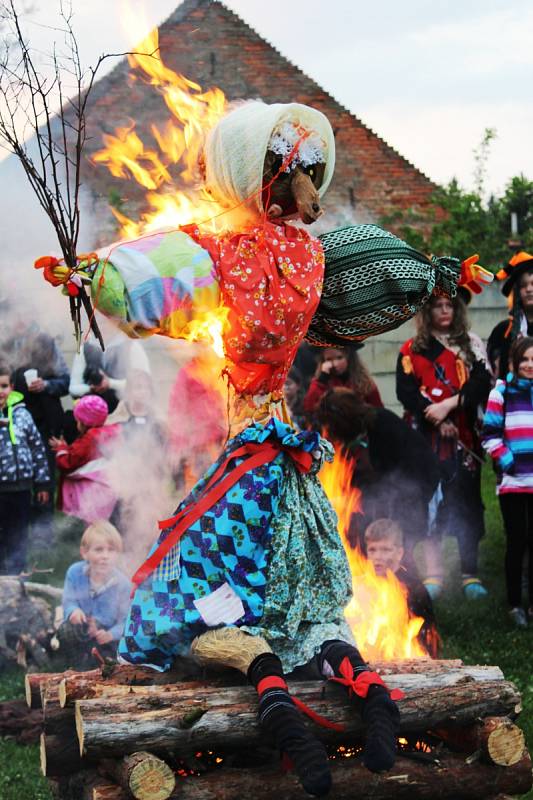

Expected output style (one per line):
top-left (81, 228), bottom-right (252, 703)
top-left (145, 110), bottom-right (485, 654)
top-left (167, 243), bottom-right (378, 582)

top-left (193, 582), bottom-right (246, 626)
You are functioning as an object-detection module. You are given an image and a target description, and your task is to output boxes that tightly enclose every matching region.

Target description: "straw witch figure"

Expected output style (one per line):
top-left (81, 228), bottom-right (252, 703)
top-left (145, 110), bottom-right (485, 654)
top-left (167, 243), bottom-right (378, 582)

top-left (35, 100), bottom-right (491, 797)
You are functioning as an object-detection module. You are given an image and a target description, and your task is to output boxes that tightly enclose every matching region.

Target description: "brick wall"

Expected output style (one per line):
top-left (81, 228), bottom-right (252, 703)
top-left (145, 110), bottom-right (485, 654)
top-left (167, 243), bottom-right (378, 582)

top-left (78, 0), bottom-right (439, 240)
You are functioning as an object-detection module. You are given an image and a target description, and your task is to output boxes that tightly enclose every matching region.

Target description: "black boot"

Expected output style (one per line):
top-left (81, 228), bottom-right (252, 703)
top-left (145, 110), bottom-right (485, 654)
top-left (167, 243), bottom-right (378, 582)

top-left (319, 640), bottom-right (400, 772)
top-left (248, 652), bottom-right (332, 797)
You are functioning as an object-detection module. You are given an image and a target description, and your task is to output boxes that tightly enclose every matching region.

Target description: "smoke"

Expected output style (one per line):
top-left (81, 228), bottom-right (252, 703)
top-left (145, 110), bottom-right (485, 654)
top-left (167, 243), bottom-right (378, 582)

top-left (307, 202), bottom-right (377, 236)
top-left (99, 341), bottom-right (227, 576)
top-left (0, 147), bottom-right (103, 355)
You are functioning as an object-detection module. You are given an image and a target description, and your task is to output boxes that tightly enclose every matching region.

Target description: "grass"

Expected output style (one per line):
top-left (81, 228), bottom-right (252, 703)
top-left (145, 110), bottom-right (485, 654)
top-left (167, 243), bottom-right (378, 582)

top-left (0, 470), bottom-right (532, 799)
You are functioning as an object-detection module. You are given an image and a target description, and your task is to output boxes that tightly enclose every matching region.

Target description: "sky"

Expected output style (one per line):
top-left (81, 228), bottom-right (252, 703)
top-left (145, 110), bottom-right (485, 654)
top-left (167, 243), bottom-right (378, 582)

top-left (3, 0), bottom-right (533, 196)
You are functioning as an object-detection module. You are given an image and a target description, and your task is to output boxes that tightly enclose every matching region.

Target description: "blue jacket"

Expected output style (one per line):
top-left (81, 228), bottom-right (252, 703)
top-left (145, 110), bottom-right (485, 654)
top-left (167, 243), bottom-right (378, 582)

top-left (0, 391), bottom-right (50, 491)
top-left (62, 561), bottom-right (131, 640)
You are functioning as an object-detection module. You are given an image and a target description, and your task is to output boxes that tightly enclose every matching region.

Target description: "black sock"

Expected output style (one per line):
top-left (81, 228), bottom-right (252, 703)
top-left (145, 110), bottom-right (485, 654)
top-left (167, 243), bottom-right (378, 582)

top-left (362, 685), bottom-right (400, 772)
top-left (248, 653), bottom-right (331, 797)
top-left (319, 640), bottom-right (400, 773)
top-left (318, 639), bottom-right (368, 679)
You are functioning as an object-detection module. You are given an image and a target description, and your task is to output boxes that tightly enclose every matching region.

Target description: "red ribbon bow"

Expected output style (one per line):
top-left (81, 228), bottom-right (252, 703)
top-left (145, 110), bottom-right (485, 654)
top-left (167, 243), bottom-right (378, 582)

top-left (329, 657), bottom-right (405, 701)
top-left (130, 439), bottom-right (313, 592)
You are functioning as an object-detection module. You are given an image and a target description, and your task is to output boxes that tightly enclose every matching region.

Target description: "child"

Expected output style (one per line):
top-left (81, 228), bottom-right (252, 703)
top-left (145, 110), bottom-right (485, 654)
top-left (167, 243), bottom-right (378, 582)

top-left (50, 394), bottom-right (119, 523)
top-left (482, 336), bottom-right (533, 628)
top-left (317, 387), bottom-right (440, 561)
top-left (283, 367), bottom-right (306, 429)
top-left (58, 520), bottom-right (131, 669)
top-left (0, 364), bottom-right (50, 574)
top-left (303, 345), bottom-right (382, 418)
top-left (364, 518), bottom-right (438, 656)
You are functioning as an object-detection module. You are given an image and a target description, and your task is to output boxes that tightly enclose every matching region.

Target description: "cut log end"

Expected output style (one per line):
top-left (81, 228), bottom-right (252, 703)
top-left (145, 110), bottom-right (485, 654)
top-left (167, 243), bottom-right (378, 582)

top-left (58, 678), bottom-right (67, 709)
top-left (100, 752), bottom-right (176, 800)
top-left (435, 716), bottom-right (527, 767)
top-left (39, 733), bottom-right (47, 777)
top-left (487, 722), bottom-right (525, 766)
top-left (25, 674), bottom-right (31, 708)
top-left (75, 702), bottom-right (85, 756)
top-left (125, 752), bottom-right (175, 800)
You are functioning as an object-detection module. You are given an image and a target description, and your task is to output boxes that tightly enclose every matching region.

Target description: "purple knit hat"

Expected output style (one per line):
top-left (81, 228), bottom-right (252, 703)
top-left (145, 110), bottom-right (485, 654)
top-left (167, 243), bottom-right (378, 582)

top-left (73, 395), bottom-right (109, 427)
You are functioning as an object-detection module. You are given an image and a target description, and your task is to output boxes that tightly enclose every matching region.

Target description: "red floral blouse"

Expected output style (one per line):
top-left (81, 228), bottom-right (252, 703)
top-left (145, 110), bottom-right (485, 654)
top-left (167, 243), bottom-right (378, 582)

top-left (184, 221), bottom-right (324, 396)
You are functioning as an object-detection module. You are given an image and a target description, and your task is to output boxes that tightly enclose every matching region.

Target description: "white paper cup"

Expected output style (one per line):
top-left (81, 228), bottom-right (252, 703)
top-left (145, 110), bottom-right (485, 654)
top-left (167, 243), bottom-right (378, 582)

top-left (24, 368), bottom-right (38, 386)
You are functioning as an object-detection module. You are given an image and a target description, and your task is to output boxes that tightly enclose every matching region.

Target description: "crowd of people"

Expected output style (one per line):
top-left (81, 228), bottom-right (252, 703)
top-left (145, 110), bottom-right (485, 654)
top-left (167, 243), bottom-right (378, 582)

top-left (1, 253), bottom-right (533, 672)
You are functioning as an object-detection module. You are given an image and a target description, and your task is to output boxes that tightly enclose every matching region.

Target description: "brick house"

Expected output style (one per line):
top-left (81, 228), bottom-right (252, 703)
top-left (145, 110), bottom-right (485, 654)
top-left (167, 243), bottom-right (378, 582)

top-left (2, 0), bottom-right (460, 410)
top-left (82, 0), bottom-right (439, 240)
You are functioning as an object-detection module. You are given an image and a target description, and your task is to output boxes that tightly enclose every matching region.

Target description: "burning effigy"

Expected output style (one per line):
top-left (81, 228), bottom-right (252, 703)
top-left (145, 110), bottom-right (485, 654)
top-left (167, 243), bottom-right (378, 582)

top-left (9, 20), bottom-right (530, 800)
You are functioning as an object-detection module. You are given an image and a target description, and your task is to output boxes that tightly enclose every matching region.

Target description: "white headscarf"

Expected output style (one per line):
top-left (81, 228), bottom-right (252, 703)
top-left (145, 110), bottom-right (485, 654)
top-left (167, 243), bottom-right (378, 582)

top-left (203, 101), bottom-right (335, 216)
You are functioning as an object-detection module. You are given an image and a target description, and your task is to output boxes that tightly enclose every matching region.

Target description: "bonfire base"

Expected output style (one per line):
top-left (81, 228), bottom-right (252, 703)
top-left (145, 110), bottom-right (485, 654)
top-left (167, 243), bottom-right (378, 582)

top-left (21, 659), bottom-right (532, 800)
top-left (56, 752), bottom-right (532, 800)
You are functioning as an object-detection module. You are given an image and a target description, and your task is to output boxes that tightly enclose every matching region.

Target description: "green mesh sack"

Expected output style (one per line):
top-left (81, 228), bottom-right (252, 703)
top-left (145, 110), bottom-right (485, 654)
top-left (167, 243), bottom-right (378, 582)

top-left (308, 224), bottom-right (460, 347)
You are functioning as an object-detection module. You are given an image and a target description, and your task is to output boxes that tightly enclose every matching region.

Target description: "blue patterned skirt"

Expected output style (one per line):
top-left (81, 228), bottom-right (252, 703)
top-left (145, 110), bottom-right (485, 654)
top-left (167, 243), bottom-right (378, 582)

top-left (118, 419), bottom-right (353, 673)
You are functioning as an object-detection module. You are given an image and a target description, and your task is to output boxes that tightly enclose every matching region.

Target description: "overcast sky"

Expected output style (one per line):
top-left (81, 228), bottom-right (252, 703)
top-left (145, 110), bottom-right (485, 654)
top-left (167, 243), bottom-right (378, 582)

top-left (5, 0), bottom-right (533, 195)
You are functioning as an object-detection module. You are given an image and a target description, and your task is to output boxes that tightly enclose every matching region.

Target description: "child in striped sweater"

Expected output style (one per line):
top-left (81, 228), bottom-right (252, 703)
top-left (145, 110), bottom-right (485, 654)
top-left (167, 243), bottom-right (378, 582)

top-left (482, 336), bottom-right (533, 627)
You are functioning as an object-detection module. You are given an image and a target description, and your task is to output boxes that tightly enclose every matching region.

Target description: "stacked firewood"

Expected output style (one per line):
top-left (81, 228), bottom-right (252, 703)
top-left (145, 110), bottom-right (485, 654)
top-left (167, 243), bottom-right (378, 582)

top-left (25, 658), bottom-right (531, 800)
top-left (0, 577), bottom-right (61, 670)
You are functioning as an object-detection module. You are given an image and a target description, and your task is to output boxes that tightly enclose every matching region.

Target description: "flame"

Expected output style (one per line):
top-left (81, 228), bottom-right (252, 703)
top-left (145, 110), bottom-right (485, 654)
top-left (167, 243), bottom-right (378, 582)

top-left (320, 449), bottom-right (427, 661)
top-left (183, 306), bottom-right (228, 359)
top-left (92, 27), bottom-right (228, 236)
top-left (93, 28), bottom-right (235, 357)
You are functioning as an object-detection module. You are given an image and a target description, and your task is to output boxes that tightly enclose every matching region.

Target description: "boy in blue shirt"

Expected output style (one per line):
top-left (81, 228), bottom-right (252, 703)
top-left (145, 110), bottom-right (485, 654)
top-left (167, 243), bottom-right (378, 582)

top-left (58, 520), bottom-right (131, 668)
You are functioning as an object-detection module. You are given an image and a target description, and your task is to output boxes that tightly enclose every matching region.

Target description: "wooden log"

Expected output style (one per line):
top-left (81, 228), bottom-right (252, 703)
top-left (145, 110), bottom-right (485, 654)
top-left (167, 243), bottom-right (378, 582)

top-left (372, 658), bottom-right (463, 674)
top-left (57, 751), bottom-right (533, 800)
top-left (59, 664), bottom-right (501, 708)
top-left (0, 699), bottom-right (43, 744)
top-left (434, 716), bottom-right (526, 766)
top-left (43, 704), bottom-right (76, 739)
top-left (34, 658), bottom-right (467, 709)
top-left (100, 752), bottom-right (176, 800)
top-left (60, 677), bottom-right (203, 708)
top-left (40, 732), bottom-right (85, 777)
top-left (50, 664), bottom-right (192, 705)
top-left (75, 679), bottom-right (522, 758)
top-left (42, 658), bottom-right (467, 709)
top-left (26, 670), bottom-right (81, 709)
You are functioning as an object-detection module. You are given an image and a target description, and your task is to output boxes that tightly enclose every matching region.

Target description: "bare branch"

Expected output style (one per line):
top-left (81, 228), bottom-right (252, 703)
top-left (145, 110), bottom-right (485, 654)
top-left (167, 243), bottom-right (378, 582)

top-left (0, 0), bottom-right (154, 272)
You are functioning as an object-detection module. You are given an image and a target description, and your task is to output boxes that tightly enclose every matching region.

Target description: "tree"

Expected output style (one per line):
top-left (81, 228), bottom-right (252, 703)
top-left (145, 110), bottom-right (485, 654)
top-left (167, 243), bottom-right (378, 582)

top-left (384, 130), bottom-right (533, 270)
top-left (0, 0), bottom-right (150, 345)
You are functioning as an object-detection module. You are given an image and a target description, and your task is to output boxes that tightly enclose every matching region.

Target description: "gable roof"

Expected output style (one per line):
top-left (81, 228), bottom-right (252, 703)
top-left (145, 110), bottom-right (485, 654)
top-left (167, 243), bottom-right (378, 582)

top-left (81, 0), bottom-right (438, 238)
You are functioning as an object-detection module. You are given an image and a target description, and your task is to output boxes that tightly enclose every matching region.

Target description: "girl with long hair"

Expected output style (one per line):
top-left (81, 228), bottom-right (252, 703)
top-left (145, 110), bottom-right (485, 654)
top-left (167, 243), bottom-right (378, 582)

top-left (396, 294), bottom-right (492, 599)
top-left (303, 345), bottom-right (382, 420)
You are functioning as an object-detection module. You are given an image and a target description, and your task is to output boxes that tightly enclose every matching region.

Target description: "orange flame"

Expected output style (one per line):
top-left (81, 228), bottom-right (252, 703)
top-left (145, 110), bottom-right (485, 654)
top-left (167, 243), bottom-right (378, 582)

top-left (93, 26), bottom-right (234, 355)
top-left (92, 27), bottom-right (228, 236)
top-left (320, 449), bottom-right (427, 661)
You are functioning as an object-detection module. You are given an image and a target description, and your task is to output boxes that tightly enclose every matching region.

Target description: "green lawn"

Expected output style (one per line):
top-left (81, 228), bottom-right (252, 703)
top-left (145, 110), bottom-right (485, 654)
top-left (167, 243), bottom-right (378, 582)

top-left (0, 470), bottom-right (532, 799)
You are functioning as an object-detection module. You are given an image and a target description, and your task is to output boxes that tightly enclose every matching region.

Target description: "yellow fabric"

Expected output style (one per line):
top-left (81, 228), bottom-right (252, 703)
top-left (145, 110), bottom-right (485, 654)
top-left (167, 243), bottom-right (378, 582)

top-left (229, 393), bottom-right (292, 438)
